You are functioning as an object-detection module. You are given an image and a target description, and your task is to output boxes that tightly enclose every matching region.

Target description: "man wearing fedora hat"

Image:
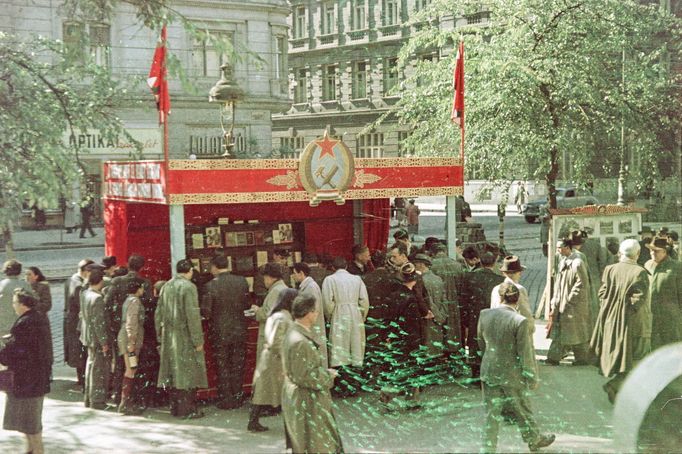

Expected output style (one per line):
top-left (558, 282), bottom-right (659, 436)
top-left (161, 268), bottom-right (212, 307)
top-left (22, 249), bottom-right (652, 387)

top-left (546, 238), bottom-right (592, 366)
top-left (490, 256), bottom-right (534, 332)
top-left (645, 236), bottom-right (682, 350)
top-left (413, 254), bottom-right (448, 357)
top-left (591, 239), bottom-right (651, 403)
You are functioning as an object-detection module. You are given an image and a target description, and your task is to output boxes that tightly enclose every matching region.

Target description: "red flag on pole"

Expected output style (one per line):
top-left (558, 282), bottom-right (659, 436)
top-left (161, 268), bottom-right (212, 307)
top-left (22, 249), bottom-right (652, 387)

top-left (451, 41), bottom-right (464, 128)
top-left (148, 26), bottom-right (170, 124)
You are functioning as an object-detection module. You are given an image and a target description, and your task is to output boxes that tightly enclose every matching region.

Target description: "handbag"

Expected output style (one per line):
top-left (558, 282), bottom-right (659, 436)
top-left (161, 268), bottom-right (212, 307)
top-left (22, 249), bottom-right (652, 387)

top-left (0, 368), bottom-right (14, 393)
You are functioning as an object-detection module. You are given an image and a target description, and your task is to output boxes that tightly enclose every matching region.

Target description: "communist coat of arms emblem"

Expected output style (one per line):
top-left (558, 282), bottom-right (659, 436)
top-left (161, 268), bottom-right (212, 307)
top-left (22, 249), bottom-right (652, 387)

top-left (299, 131), bottom-right (355, 206)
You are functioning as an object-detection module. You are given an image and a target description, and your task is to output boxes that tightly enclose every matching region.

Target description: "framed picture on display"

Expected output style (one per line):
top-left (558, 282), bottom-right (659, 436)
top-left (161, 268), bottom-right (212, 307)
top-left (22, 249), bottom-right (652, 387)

top-left (205, 227), bottom-right (222, 248)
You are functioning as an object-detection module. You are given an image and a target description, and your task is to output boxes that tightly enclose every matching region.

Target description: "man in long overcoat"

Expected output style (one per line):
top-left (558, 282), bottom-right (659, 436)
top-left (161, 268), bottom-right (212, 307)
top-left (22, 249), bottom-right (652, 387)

top-left (591, 239), bottom-right (651, 403)
top-left (79, 269), bottom-right (110, 409)
top-left (490, 256), bottom-right (534, 331)
top-left (292, 262), bottom-right (328, 366)
top-left (202, 255), bottom-right (250, 409)
top-left (252, 263), bottom-right (288, 365)
top-left (645, 236), bottom-right (682, 350)
top-left (413, 254), bottom-right (448, 357)
top-left (253, 249), bottom-right (291, 304)
top-left (547, 239), bottom-right (592, 365)
top-left (63, 259), bottom-right (94, 386)
top-left (478, 283), bottom-right (554, 452)
top-left (430, 243), bottom-right (464, 354)
top-left (282, 295), bottom-right (343, 454)
top-left (459, 252), bottom-right (504, 380)
top-left (155, 259), bottom-right (207, 419)
top-left (322, 256), bottom-right (370, 369)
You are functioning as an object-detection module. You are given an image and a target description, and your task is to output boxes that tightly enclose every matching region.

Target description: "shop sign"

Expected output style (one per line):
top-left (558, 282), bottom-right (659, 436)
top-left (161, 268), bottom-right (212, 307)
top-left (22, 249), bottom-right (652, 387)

top-left (64, 128), bottom-right (162, 157)
top-left (298, 132), bottom-right (355, 206)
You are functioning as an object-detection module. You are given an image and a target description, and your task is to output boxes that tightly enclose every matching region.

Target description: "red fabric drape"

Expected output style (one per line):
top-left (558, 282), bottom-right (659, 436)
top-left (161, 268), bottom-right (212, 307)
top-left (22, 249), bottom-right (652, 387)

top-left (363, 198), bottom-right (391, 252)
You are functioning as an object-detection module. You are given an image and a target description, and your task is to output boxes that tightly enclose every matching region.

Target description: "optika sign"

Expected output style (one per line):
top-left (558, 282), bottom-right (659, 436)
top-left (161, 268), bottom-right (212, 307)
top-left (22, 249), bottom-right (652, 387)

top-left (64, 129), bottom-right (162, 156)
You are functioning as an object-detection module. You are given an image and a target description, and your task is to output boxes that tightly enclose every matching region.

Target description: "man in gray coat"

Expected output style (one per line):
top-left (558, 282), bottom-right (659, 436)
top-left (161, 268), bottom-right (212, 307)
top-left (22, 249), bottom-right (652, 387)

top-left (79, 269), bottom-right (110, 409)
top-left (202, 255), bottom-right (250, 410)
top-left (64, 258), bottom-right (94, 387)
top-left (413, 253), bottom-right (448, 357)
top-left (478, 283), bottom-right (555, 452)
top-left (546, 238), bottom-right (592, 365)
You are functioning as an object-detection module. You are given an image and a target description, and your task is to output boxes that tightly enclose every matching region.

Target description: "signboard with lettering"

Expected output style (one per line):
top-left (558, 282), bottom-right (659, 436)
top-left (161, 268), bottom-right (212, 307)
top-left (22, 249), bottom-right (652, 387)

top-left (64, 128), bottom-right (162, 157)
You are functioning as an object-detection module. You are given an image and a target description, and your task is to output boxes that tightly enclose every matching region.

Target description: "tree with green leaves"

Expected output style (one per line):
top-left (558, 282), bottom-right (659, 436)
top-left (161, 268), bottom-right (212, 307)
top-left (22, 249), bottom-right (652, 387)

top-left (391, 0), bottom-right (681, 208)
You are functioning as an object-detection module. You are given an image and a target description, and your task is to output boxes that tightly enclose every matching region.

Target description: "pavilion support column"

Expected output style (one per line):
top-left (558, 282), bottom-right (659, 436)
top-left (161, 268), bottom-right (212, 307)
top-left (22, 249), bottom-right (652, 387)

top-left (353, 200), bottom-right (364, 246)
top-left (169, 204), bottom-right (186, 275)
top-left (446, 195), bottom-right (458, 258)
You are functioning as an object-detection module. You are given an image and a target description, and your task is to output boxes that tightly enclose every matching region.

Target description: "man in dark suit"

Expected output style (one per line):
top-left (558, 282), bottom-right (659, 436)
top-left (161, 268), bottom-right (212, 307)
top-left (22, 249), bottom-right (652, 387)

top-left (202, 255), bottom-right (250, 409)
top-left (460, 252), bottom-right (504, 381)
top-left (347, 244), bottom-right (372, 276)
top-left (478, 283), bottom-right (555, 452)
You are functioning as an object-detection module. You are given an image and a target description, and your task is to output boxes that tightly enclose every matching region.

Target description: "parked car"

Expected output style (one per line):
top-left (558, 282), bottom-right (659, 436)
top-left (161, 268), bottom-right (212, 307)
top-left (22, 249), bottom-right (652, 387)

top-left (521, 187), bottom-right (599, 224)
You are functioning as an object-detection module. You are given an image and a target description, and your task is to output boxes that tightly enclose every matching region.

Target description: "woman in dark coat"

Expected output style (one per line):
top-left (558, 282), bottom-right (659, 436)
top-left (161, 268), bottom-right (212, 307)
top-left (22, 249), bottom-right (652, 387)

top-left (25, 266), bottom-right (52, 314)
top-left (0, 289), bottom-right (52, 454)
top-left (379, 262), bottom-right (428, 409)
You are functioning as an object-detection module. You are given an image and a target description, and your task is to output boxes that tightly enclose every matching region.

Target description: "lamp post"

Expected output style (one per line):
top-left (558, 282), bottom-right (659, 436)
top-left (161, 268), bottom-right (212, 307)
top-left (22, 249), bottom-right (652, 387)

top-left (209, 63), bottom-right (245, 158)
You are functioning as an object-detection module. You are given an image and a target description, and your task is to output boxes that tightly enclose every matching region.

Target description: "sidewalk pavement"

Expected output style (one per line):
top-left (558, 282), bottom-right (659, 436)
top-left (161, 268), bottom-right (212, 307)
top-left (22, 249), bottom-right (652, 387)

top-left (1, 226), bottom-right (104, 252)
top-left (0, 320), bottom-right (617, 454)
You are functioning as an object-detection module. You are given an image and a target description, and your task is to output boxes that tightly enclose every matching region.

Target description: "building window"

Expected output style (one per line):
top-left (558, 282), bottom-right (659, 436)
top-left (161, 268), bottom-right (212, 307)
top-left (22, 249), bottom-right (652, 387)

top-left (352, 61), bottom-right (367, 99)
top-left (192, 32), bottom-right (234, 78)
top-left (280, 137), bottom-right (305, 158)
top-left (63, 22), bottom-right (110, 67)
top-left (357, 133), bottom-right (384, 158)
top-left (415, 0), bottom-right (431, 11)
top-left (383, 0), bottom-right (399, 26)
top-left (398, 131), bottom-right (411, 156)
top-left (321, 2), bottom-right (336, 35)
top-left (322, 65), bottom-right (337, 101)
top-left (351, 0), bottom-right (366, 30)
top-left (274, 36), bottom-right (286, 80)
top-left (294, 68), bottom-right (308, 103)
top-left (293, 6), bottom-right (307, 39)
top-left (383, 57), bottom-right (399, 94)
top-left (465, 11), bottom-right (490, 25)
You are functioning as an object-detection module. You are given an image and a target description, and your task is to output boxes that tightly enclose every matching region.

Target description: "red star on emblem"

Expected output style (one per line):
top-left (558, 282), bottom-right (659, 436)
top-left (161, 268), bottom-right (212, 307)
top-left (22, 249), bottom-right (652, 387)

top-left (315, 135), bottom-right (338, 159)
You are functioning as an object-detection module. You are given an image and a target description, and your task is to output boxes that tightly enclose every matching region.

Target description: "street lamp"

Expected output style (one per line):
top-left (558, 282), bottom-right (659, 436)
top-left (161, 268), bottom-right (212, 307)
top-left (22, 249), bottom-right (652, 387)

top-left (209, 63), bottom-right (244, 158)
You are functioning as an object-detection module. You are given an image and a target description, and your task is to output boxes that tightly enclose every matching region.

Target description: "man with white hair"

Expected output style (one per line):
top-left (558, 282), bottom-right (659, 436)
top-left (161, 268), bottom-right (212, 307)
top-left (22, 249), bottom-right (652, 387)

top-left (590, 239), bottom-right (650, 403)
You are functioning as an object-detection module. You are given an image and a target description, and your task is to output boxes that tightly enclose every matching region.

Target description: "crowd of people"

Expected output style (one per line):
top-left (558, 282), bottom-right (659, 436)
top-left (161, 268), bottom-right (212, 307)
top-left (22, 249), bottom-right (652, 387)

top-left (0, 219), bottom-right (680, 453)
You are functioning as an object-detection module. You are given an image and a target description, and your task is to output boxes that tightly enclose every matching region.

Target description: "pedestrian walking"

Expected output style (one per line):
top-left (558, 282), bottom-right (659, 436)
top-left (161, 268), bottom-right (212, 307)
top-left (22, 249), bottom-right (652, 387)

top-left (490, 256), bottom-right (534, 331)
top-left (282, 294), bottom-right (343, 454)
top-left (64, 259), bottom-right (94, 387)
top-left (202, 255), bottom-right (250, 410)
top-left (322, 256), bottom-right (369, 395)
top-left (79, 195), bottom-right (96, 238)
top-left (394, 197), bottom-right (406, 227)
top-left (155, 259), bottom-right (207, 419)
top-left (79, 269), bottom-right (110, 410)
top-left (0, 289), bottom-right (52, 454)
top-left (117, 278), bottom-right (146, 415)
top-left (644, 236), bottom-right (682, 350)
top-left (546, 238), bottom-right (592, 366)
top-left (405, 199), bottom-right (420, 235)
top-left (248, 288), bottom-right (297, 432)
top-left (515, 181), bottom-right (527, 214)
top-left (62, 198), bottom-right (77, 234)
top-left (292, 262), bottom-right (328, 367)
top-left (478, 283), bottom-right (555, 453)
top-left (459, 252), bottom-right (504, 381)
top-left (590, 239), bottom-right (651, 403)
top-left (0, 260), bottom-right (32, 336)
top-left (25, 267), bottom-right (51, 314)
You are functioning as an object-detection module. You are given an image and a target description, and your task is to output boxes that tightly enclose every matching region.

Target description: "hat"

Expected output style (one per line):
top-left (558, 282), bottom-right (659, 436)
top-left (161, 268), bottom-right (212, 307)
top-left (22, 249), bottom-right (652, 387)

top-left (499, 255), bottom-right (526, 273)
top-left (431, 242), bottom-right (447, 254)
top-left (638, 226), bottom-right (653, 235)
top-left (646, 236), bottom-right (669, 251)
top-left (658, 227), bottom-right (669, 237)
top-left (569, 230), bottom-right (584, 246)
top-left (670, 231), bottom-right (679, 242)
top-left (399, 262), bottom-right (417, 282)
top-left (412, 253), bottom-right (432, 267)
top-left (101, 256), bottom-right (117, 269)
top-left (393, 229), bottom-right (409, 241)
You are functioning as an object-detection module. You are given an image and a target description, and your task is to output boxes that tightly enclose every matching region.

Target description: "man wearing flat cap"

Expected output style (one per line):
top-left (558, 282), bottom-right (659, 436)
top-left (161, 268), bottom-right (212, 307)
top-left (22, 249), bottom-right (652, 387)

top-left (546, 238), bottom-right (592, 365)
top-left (414, 254), bottom-right (448, 357)
top-left (490, 256), bottom-right (534, 332)
top-left (645, 236), bottom-right (682, 350)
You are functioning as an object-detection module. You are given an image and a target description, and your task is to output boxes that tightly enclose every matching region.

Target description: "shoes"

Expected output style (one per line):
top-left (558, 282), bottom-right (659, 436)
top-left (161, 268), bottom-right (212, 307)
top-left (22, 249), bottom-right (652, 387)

top-left (247, 421), bottom-right (269, 432)
top-left (91, 233), bottom-right (97, 237)
top-left (216, 400), bottom-right (241, 410)
top-left (182, 410), bottom-right (205, 420)
top-left (529, 434), bottom-right (556, 452)
top-left (543, 359), bottom-right (560, 366)
top-left (603, 383), bottom-right (617, 404)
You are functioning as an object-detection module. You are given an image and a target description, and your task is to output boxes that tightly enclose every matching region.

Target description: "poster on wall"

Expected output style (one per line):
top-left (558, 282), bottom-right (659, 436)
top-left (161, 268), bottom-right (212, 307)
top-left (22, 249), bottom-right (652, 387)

top-left (205, 227), bottom-right (222, 248)
top-left (550, 206), bottom-right (644, 250)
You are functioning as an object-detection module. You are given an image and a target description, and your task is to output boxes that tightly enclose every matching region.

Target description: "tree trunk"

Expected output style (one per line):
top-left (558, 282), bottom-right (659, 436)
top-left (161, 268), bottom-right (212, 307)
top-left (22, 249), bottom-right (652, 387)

top-left (547, 143), bottom-right (560, 209)
top-left (2, 221), bottom-right (16, 261)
